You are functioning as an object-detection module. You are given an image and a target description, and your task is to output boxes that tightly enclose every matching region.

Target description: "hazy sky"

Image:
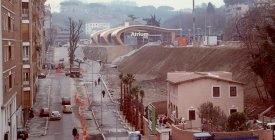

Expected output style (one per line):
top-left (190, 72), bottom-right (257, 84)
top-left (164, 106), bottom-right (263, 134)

top-left (45, 0), bottom-right (225, 13)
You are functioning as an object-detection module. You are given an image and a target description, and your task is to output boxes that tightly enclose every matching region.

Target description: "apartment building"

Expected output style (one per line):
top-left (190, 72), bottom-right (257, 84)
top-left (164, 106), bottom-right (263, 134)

top-left (85, 21), bottom-right (110, 35)
top-left (167, 71), bottom-right (244, 128)
top-left (21, 0), bottom-right (45, 123)
top-left (1, 0), bottom-right (23, 139)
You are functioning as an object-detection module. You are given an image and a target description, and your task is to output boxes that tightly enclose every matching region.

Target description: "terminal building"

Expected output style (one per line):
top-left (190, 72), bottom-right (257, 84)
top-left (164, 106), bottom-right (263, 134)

top-left (91, 24), bottom-right (182, 46)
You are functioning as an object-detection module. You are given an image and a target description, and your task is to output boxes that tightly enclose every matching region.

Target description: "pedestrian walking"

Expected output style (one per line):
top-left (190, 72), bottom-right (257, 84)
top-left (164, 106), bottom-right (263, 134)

top-left (29, 108), bottom-right (34, 119)
top-left (95, 80), bottom-right (97, 86)
top-left (72, 127), bottom-right (79, 140)
top-left (98, 77), bottom-right (101, 85)
top-left (102, 90), bottom-right (105, 98)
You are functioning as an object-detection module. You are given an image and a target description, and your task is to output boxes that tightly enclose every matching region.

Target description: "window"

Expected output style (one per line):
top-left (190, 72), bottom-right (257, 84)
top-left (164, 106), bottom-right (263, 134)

top-left (22, 2), bottom-right (29, 18)
top-left (189, 110), bottom-right (196, 120)
top-left (230, 86), bottom-right (237, 97)
top-left (9, 74), bottom-right (12, 89)
top-left (24, 72), bottom-right (30, 81)
top-left (8, 45), bottom-right (12, 60)
top-left (23, 46), bottom-right (29, 59)
top-left (213, 86), bottom-right (220, 97)
top-left (230, 109), bottom-right (237, 115)
top-left (8, 16), bottom-right (11, 31)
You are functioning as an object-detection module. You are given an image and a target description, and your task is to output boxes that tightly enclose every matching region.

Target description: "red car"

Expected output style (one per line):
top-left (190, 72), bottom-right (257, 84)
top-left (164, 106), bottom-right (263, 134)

top-left (39, 107), bottom-right (49, 117)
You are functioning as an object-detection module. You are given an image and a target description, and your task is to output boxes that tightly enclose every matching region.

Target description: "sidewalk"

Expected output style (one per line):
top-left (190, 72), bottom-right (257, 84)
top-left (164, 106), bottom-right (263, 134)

top-left (75, 78), bottom-right (105, 140)
top-left (26, 78), bottom-right (51, 137)
top-left (82, 61), bottom-right (129, 139)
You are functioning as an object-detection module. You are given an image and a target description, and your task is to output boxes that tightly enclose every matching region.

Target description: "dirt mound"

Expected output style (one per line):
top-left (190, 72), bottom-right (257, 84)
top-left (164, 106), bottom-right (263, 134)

top-left (118, 46), bottom-right (249, 81)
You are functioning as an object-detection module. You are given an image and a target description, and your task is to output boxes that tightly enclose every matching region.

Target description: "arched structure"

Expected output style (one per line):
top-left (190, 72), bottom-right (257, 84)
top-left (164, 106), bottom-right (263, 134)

top-left (91, 25), bottom-right (182, 46)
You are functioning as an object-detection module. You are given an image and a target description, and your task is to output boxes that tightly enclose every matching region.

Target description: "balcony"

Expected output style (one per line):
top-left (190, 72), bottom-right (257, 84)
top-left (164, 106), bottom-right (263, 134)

top-left (22, 9), bottom-right (29, 18)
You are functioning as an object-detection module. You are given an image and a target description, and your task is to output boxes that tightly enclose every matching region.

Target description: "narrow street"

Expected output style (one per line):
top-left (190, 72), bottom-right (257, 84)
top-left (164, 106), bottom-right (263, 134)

top-left (28, 46), bottom-right (129, 140)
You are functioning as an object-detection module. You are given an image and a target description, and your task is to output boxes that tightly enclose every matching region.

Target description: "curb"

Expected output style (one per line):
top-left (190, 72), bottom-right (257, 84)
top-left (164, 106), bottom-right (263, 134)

top-left (43, 78), bottom-right (52, 136)
top-left (83, 82), bottom-right (106, 140)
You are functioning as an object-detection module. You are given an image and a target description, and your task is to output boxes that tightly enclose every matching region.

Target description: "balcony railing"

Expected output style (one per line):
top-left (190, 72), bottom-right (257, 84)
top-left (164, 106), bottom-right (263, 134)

top-left (23, 55), bottom-right (29, 61)
top-left (23, 81), bottom-right (30, 86)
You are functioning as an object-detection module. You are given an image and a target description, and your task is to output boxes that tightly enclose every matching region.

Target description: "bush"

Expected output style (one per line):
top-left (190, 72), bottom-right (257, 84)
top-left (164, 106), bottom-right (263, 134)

top-left (226, 112), bottom-right (248, 131)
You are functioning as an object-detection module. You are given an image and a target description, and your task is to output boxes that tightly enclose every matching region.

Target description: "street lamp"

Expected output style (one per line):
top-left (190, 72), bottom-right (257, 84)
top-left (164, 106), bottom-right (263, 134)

top-left (188, 29), bottom-right (191, 45)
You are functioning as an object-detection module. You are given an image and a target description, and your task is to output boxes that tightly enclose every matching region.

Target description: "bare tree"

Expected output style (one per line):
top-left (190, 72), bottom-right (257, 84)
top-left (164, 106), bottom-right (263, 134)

top-left (68, 17), bottom-right (83, 71)
top-left (236, 7), bottom-right (275, 100)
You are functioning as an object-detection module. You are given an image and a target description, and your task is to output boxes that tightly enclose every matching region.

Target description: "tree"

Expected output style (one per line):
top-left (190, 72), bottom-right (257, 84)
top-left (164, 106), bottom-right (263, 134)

top-left (139, 89), bottom-right (145, 133)
top-left (122, 76), bottom-right (129, 117)
top-left (143, 14), bottom-right (161, 27)
top-left (68, 17), bottom-right (83, 72)
top-left (206, 2), bottom-right (215, 13)
top-left (130, 85), bottom-right (140, 129)
top-left (198, 101), bottom-right (227, 131)
top-left (128, 14), bottom-right (139, 21)
top-left (227, 112), bottom-right (248, 131)
top-left (119, 73), bottom-right (124, 111)
top-left (236, 7), bottom-right (275, 100)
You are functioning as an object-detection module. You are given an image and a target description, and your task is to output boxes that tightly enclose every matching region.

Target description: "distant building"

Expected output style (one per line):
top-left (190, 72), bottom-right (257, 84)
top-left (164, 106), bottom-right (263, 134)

top-left (225, 3), bottom-right (250, 21)
top-left (55, 26), bottom-right (70, 45)
top-left (167, 71), bottom-right (244, 128)
top-left (85, 21), bottom-right (110, 35)
top-left (225, 0), bottom-right (274, 21)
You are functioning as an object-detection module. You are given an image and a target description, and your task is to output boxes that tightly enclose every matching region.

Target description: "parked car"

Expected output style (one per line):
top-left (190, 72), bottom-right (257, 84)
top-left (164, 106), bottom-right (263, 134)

top-left (50, 111), bottom-right (61, 121)
top-left (38, 73), bottom-right (46, 79)
top-left (39, 107), bottom-right (49, 117)
top-left (63, 105), bottom-right (72, 113)
top-left (17, 128), bottom-right (28, 139)
top-left (62, 97), bottom-right (71, 105)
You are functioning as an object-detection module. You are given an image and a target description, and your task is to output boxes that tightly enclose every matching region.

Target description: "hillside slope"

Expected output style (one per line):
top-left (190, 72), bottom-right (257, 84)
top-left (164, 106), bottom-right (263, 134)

top-left (118, 46), bottom-right (249, 81)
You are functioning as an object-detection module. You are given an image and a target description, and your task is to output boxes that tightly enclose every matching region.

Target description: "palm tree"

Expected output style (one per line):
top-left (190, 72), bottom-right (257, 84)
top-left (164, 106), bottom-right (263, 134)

top-left (119, 73), bottom-right (123, 111)
top-left (126, 73), bottom-right (135, 121)
top-left (130, 85), bottom-right (140, 129)
top-left (122, 76), bottom-right (129, 117)
top-left (139, 90), bottom-right (145, 134)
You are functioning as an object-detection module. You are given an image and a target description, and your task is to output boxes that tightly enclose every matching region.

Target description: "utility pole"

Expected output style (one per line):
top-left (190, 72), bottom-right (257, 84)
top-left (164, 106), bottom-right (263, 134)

top-left (192, 0), bottom-right (196, 45)
top-left (101, 86), bottom-right (103, 126)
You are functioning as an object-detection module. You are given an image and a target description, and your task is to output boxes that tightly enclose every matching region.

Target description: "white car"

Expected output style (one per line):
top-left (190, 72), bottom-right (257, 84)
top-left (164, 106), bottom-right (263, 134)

top-left (50, 111), bottom-right (61, 121)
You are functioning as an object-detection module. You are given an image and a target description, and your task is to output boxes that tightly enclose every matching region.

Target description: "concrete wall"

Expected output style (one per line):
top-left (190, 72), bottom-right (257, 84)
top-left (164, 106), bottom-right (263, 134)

top-left (106, 45), bottom-right (137, 63)
top-left (171, 124), bottom-right (195, 140)
top-left (171, 124), bottom-right (273, 140)
top-left (83, 45), bottom-right (137, 63)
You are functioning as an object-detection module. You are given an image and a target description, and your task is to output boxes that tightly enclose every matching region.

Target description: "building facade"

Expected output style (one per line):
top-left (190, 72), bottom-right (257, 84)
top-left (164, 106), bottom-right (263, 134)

top-left (85, 21), bottom-right (110, 35)
top-left (167, 71), bottom-right (244, 128)
top-left (1, 0), bottom-right (23, 139)
top-left (21, 0), bottom-right (46, 124)
top-left (44, 4), bottom-right (52, 51)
